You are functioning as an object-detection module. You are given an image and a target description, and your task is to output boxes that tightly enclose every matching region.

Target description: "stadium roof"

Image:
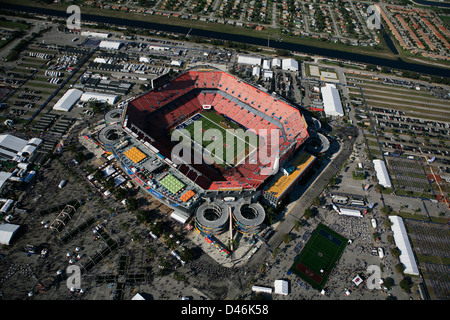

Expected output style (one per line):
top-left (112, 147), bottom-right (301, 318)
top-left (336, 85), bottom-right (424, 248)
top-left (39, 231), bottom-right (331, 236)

top-left (124, 69), bottom-right (310, 191)
top-left (265, 152), bottom-right (316, 200)
top-left (388, 216), bottom-right (420, 276)
top-left (0, 223), bottom-right (20, 245)
top-left (373, 159), bottom-right (392, 188)
top-left (53, 88), bottom-right (83, 112)
top-left (321, 84), bottom-right (344, 117)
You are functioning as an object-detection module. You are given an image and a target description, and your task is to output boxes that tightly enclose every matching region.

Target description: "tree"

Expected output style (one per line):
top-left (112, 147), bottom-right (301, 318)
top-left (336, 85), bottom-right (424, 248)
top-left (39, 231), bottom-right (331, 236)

top-left (399, 277), bottom-right (412, 293)
top-left (395, 263), bottom-right (405, 274)
top-left (383, 277), bottom-right (395, 289)
top-left (304, 208), bottom-right (313, 219)
top-left (179, 247), bottom-right (195, 263)
top-left (312, 196), bottom-right (321, 207)
top-left (282, 233), bottom-right (292, 244)
top-left (391, 247), bottom-right (401, 259)
top-left (126, 197), bottom-right (138, 212)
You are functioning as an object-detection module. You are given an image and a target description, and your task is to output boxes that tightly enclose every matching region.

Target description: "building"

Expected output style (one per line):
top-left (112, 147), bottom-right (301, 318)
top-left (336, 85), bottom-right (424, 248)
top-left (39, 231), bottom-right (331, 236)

top-left (262, 59), bottom-right (271, 70)
top-left (388, 215), bottom-right (420, 276)
top-left (80, 92), bottom-right (119, 105)
top-left (52, 88), bottom-right (83, 112)
top-left (321, 83), bottom-right (344, 117)
top-left (373, 159), bottom-right (392, 188)
top-left (282, 58), bottom-right (299, 71)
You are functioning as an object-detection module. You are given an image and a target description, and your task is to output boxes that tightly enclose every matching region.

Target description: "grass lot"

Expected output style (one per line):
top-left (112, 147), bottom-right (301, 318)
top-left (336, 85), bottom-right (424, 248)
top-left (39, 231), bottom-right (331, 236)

top-left (289, 223), bottom-right (347, 290)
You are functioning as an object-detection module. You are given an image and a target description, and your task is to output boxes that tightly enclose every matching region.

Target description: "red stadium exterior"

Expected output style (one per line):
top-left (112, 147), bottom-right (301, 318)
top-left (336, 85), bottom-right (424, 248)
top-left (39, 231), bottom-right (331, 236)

top-left (122, 68), bottom-right (309, 192)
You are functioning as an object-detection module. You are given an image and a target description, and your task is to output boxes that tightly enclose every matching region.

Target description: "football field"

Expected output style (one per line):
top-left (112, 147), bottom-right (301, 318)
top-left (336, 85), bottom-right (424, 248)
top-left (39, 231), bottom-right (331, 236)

top-left (175, 111), bottom-right (258, 167)
top-left (289, 223), bottom-right (347, 290)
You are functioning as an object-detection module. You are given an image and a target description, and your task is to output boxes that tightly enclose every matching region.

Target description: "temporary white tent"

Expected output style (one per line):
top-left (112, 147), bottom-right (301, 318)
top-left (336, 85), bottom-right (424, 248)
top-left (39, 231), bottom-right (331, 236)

top-left (53, 89), bottom-right (83, 112)
top-left (321, 83), bottom-right (344, 117)
top-left (80, 92), bottom-right (118, 105)
top-left (388, 215), bottom-right (420, 276)
top-left (274, 280), bottom-right (289, 295)
top-left (281, 58), bottom-right (299, 71)
top-left (338, 208), bottom-right (362, 218)
top-left (99, 40), bottom-right (123, 50)
top-left (170, 211), bottom-right (190, 224)
top-left (0, 223), bottom-right (20, 245)
top-left (131, 293), bottom-right (146, 300)
top-left (252, 285), bottom-right (273, 294)
top-left (373, 159), bottom-right (392, 188)
top-left (237, 55), bottom-right (262, 66)
top-left (272, 58), bottom-right (281, 68)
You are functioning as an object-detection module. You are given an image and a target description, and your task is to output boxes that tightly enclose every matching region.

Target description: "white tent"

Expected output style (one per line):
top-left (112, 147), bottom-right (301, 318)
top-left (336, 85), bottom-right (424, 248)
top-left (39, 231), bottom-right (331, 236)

top-left (170, 211), bottom-right (190, 224)
top-left (252, 285), bottom-right (272, 294)
top-left (0, 223), bottom-right (20, 245)
top-left (338, 208), bottom-right (362, 218)
top-left (53, 89), bottom-right (83, 112)
top-left (102, 165), bottom-right (116, 177)
top-left (131, 293), bottom-right (146, 300)
top-left (99, 41), bottom-right (122, 50)
top-left (252, 66), bottom-right (261, 77)
top-left (262, 59), bottom-right (271, 70)
top-left (272, 58), bottom-right (281, 68)
top-left (321, 83), bottom-right (344, 117)
top-left (281, 58), bottom-right (299, 71)
top-left (0, 134), bottom-right (28, 159)
top-left (274, 280), bottom-right (289, 295)
top-left (388, 216), bottom-right (420, 276)
top-left (80, 92), bottom-right (118, 105)
top-left (373, 159), bottom-right (392, 188)
top-left (237, 55), bottom-right (262, 66)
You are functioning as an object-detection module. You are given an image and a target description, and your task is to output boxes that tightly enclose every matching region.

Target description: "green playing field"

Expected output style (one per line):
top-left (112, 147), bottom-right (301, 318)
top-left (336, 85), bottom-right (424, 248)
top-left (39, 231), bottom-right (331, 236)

top-left (182, 111), bottom-right (258, 167)
top-left (289, 223), bottom-right (347, 290)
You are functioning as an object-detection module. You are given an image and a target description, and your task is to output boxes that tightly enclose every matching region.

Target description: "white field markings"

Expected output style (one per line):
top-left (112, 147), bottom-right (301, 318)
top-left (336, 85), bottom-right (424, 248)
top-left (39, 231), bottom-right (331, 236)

top-left (200, 112), bottom-right (259, 166)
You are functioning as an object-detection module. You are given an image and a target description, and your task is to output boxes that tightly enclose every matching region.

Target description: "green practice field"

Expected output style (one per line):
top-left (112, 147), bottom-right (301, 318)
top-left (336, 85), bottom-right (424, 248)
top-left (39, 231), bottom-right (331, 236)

top-left (178, 110), bottom-right (259, 167)
top-left (289, 223), bottom-right (347, 290)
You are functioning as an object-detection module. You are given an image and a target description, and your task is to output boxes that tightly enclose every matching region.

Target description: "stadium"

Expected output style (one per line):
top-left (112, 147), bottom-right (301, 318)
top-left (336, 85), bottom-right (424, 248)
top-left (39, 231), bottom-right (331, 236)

top-left (101, 67), bottom-right (314, 235)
